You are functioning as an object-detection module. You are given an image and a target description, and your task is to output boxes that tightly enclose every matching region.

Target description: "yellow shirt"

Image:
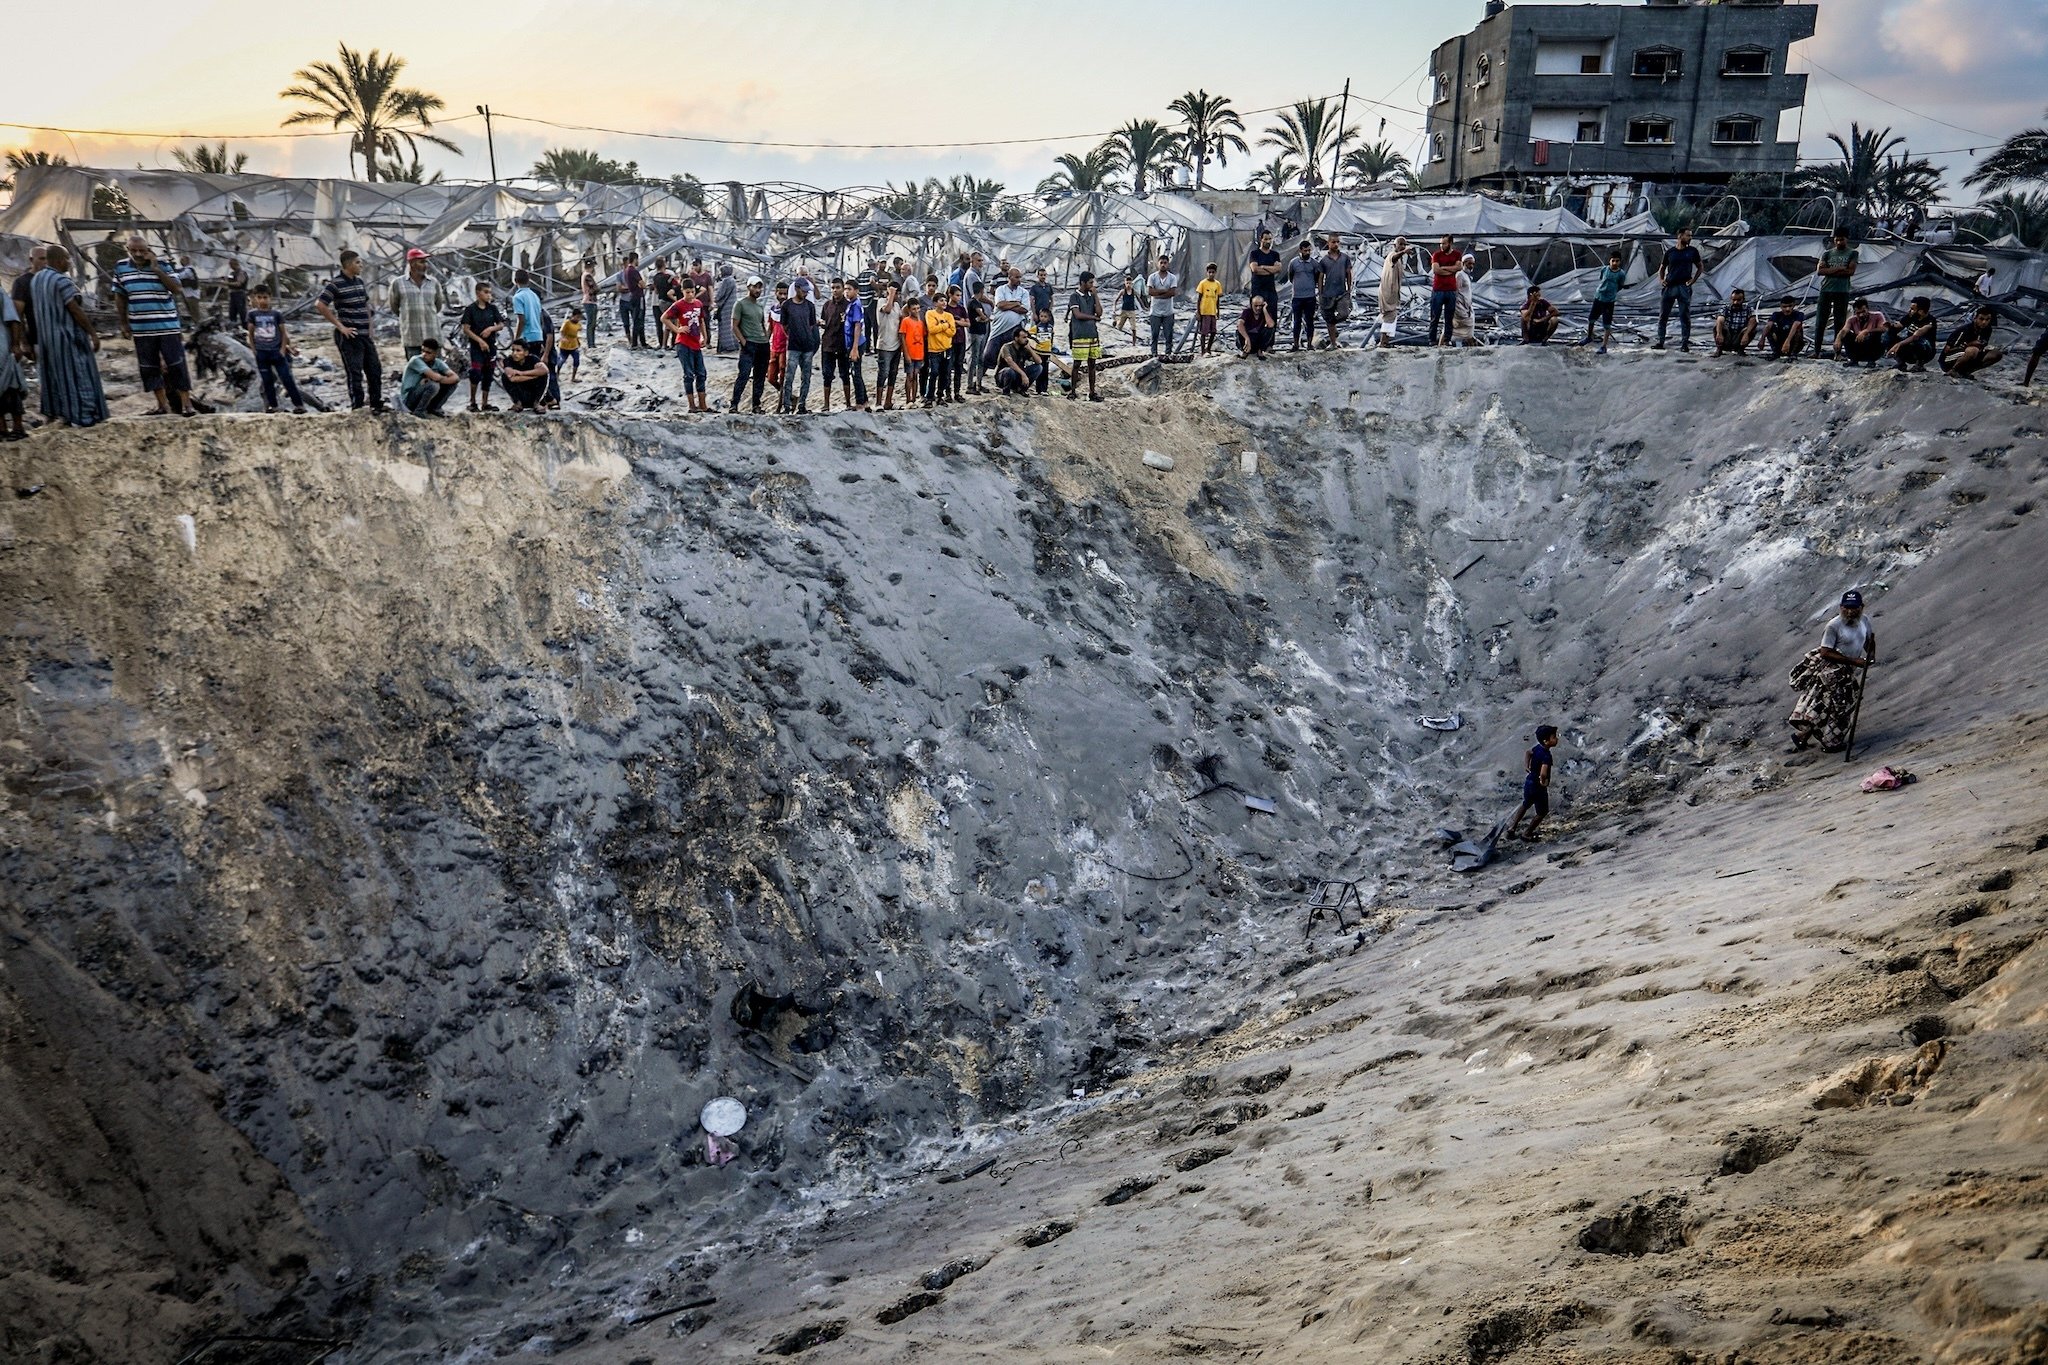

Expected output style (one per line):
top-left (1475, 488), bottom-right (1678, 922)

top-left (559, 318), bottom-right (583, 351)
top-left (1196, 278), bottom-right (1224, 316)
top-left (924, 307), bottom-right (958, 351)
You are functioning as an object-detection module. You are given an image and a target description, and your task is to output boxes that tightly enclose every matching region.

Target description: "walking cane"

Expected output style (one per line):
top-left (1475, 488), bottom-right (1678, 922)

top-left (1841, 666), bottom-right (1871, 763)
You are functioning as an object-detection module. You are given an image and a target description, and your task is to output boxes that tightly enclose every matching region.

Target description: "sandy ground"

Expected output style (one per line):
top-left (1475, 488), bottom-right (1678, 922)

top-left (2, 340), bottom-right (2044, 1363)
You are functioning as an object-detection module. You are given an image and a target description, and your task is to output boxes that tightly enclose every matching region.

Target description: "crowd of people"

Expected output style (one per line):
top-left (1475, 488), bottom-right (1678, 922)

top-left (3, 227), bottom-right (2043, 435)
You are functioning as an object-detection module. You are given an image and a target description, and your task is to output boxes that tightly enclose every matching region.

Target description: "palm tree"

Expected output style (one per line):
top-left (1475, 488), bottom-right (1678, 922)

top-left (1799, 124), bottom-right (1941, 230)
top-left (1036, 142), bottom-right (1126, 198)
top-left (1340, 141), bottom-right (1411, 188)
top-left (173, 142), bottom-right (249, 174)
top-left (1964, 111), bottom-right (2048, 192)
top-left (2, 148), bottom-right (67, 193)
top-left (280, 44), bottom-right (460, 183)
top-left (1110, 119), bottom-right (1182, 195)
top-left (377, 153), bottom-right (443, 184)
top-left (1260, 99), bottom-right (1359, 192)
top-left (1962, 189), bottom-right (2048, 247)
top-left (530, 147), bottom-right (639, 185)
top-left (1169, 90), bottom-right (1248, 190)
top-left (1248, 156), bottom-right (1300, 194)
top-left (877, 179), bottom-right (936, 219)
top-left (937, 174), bottom-right (1006, 219)
top-left (666, 174), bottom-right (710, 212)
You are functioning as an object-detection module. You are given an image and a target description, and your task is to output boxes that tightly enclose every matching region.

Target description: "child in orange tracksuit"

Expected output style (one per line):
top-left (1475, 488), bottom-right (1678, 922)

top-left (898, 306), bottom-right (927, 406)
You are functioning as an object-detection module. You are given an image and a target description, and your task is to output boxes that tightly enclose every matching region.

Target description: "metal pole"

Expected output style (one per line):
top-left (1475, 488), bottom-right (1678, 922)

top-left (1330, 79), bottom-right (1352, 192)
top-left (476, 105), bottom-right (498, 184)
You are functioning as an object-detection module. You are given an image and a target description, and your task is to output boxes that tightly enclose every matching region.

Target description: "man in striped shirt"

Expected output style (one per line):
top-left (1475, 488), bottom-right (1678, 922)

top-left (315, 249), bottom-right (384, 410)
top-left (112, 235), bottom-right (197, 416)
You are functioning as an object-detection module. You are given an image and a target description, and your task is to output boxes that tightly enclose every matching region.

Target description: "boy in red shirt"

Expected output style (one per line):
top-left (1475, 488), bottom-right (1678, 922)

top-left (663, 282), bottom-right (711, 412)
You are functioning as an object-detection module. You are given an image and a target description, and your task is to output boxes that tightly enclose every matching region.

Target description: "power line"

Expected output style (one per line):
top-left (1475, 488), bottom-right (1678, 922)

top-left (0, 115), bottom-right (479, 141)
top-left (1798, 57), bottom-right (2001, 140)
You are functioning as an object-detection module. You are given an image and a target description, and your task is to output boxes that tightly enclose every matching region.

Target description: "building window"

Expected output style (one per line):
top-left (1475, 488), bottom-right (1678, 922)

top-left (1581, 54), bottom-right (1604, 74)
top-left (1470, 119), bottom-right (1488, 151)
top-left (1632, 47), bottom-right (1683, 79)
top-left (1626, 117), bottom-right (1676, 146)
top-left (1722, 46), bottom-right (1771, 77)
top-left (1430, 133), bottom-right (1448, 163)
top-left (1475, 53), bottom-right (1493, 87)
top-left (1713, 115), bottom-right (1764, 144)
top-left (1578, 119), bottom-right (1605, 144)
top-left (1432, 71), bottom-right (1450, 105)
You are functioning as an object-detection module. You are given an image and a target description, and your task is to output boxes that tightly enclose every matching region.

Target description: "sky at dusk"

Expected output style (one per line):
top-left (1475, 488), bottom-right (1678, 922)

top-left (7, 0), bottom-right (2042, 197)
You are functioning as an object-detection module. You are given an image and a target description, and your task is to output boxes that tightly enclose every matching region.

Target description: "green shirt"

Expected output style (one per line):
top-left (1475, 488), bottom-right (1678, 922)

top-left (1819, 247), bottom-right (1857, 295)
top-left (735, 295), bottom-right (769, 344)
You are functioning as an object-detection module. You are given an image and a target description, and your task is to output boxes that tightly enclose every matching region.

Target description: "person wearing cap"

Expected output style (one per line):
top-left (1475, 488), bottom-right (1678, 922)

top-left (1789, 590), bottom-right (1878, 752)
top-left (731, 276), bottom-right (771, 413)
top-left (391, 248), bottom-right (445, 361)
top-left (1451, 254), bottom-right (1480, 348)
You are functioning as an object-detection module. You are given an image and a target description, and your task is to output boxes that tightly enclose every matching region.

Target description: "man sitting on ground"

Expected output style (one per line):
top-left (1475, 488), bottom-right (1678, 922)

top-left (1941, 306), bottom-right (2004, 379)
top-left (1713, 289), bottom-right (1756, 355)
top-left (1519, 285), bottom-right (1558, 345)
top-left (399, 337), bottom-right (462, 417)
top-left (1886, 298), bottom-right (1938, 372)
top-left (1834, 296), bottom-right (1889, 367)
top-left (501, 340), bottom-right (551, 411)
top-left (1760, 298), bottom-right (1806, 360)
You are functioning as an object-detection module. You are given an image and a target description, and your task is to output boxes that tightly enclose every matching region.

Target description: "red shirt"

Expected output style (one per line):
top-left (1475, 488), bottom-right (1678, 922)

top-left (664, 296), bottom-right (705, 350)
top-left (1431, 249), bottom-right (1462, 291)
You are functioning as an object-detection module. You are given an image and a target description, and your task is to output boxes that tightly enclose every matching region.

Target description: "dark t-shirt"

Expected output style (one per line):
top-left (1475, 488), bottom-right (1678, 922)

top-left (1663, 245), bottom-right (1702, 286)
top-left (1029, 281), bottom-right (1054, 317)
top-left (621, 265), bottom-right (644, 299)
top-left (461, 301), bottom-right (503, 351)
top-left (820, 297), bottom-right (849, 353)
top-left (1249, 248), bottom-right (1281, 297)
top-left (782, 298), bottom-right (820, 350)
top-left (1067, 290), bottom-right (1101, 340)
top-left (1525, 743), bottom-right (1552, 788)
top-left (247, 307), bottom-right (285, 354)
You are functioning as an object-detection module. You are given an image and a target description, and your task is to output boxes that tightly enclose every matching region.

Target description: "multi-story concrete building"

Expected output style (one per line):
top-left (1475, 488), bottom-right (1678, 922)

top-left (1417, 0), bottom-right (1816, 192)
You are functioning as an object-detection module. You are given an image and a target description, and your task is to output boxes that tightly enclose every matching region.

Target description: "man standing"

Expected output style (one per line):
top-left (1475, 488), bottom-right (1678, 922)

top-left (11, 245), bottom-right (47, 358)
top-left (1285, 239), bottom-right (1319, 351)
top-left (821, 278), bottom-right (867, 413)
top-left (111, 234), bottom-right (199, 417)
top-left (1146, 253), bottom-right (1180, 357)
top-left (1813, 230), bottom-right (1858, 355)
top-left (714, 264), bottom-right (738, 353)
top-left (1653, 228), bottom-right (1702, 351)
top-left (460, 280), bottom-right (503, 411)
top-left (731, 276), bottom-right (771, 413)
top-left (510, 269), bottom-right (545, 356)
top-left (28, 245), bottom-right (107, 429)
top-left (663, 280), bottom-right (710, 413)
top-left (1452, 254), bottom-right (1480, 348)
top-left (618, 251), bottom-right (647, 348)
top-left (1520, 285), bottom-right (1559, 345)
top-left (1194, 262), bottom-right (1224, 355)
top-left (1376, 236), bottom-right (1408, 348)
top-left (990, 266), bottom-right (1032, 372)
top-left (1247, 229), bottom-right (1282, 327)
top-left (1428, 234), bottom-right (1461, 347)
top-left (1029, 267), bottom-right (1056, 326)
top-left (779, 278), bottom-right (820, 413)
top-left (581, 262), bottom-right (600, 341)
top-left (316, 249), bottom-right (383, 410)
top-left (1886, 298), bottom-right (1938, 372)
top-left (1317, 236), bottom-right (1352, 351)
top-left (873, 284), bottom-right (903, 410)
top-left (390, 248), bottom-right (444, 360)
top-left (1713, 288), bottom-right (1756, 355)
top-left (1940, 306), bottom-right (2005, 379)
top-left (1067, 271), bottom-right (1103, 402)
top-left (225, 256), bottom-right (249, 326)
top-left (1585, 251), bottom-right (1625, 353)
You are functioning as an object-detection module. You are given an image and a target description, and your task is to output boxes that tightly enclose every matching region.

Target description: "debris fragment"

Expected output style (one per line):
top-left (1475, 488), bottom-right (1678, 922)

top-left (1142, 450), bottom-right (1176, 471)
top-left (1418, 714), bottom-right (1461, 731)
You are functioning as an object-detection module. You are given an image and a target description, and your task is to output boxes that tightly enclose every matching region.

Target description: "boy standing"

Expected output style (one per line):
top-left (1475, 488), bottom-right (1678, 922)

top-left (663, 281), bottom-right (710, 413)
top-left (557, 310), bottom-right (583, 382)
top-left (245, 285), bottom-right (308, 413)
top-left (1067, 271), bottom-right (1103, 402)
top-left (1195, 263), bottom-right (1224, 355)
top-left (922, 296), bottom-right (957, 406)
top-left (460, 281), bottom-right (503, 411)
top-left (1505, 725), bottom-right (1561, 841)
top-left (897, 302), bottom-right (927, 405)
top-left (1586, 251), bottom-right (1625, 353)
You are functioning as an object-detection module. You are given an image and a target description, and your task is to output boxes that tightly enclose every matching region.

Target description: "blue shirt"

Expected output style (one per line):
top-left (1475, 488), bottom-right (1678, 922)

top-left (1525, 743), bottom-right (1552, 790)
top-left (247, 307), bottom-right (285, 354)
top-left (1595, 266), bottom-right (1626, 304)
top-left (511, 287), bottom-right (544, 343)
top-left (112, 259), bottom-right (183, 335)
top-left (842, 297), bottom-right (865, 350)
top-left (1663, 245), bottom-right (1702, 287)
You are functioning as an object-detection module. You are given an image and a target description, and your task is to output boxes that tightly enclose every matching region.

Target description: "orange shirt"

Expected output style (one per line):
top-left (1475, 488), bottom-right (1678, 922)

top-left (899, 314), bottom-right (927, 361)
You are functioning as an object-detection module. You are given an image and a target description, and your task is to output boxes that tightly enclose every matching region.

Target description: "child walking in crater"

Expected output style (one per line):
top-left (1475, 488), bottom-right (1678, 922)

top-left (1506, 725), bottom-right (1560, 841)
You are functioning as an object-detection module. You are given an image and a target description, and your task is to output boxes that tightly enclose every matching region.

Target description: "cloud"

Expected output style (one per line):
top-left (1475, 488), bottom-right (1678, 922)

top-left (1877, 0), bottom-right (2048, 76)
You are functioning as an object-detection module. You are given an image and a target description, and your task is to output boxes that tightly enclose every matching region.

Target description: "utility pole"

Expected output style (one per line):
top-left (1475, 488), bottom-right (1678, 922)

top-left (475, 104), bottom-right (499, 183)
top-left (1329, 78), bottom-right (1352, 193)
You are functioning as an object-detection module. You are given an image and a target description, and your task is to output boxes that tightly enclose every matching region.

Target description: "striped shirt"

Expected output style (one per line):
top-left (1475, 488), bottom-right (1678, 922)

top-left (111, 259), bottom-right (183, 336)
top-left (318, 273), bottom-right (372, 330)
